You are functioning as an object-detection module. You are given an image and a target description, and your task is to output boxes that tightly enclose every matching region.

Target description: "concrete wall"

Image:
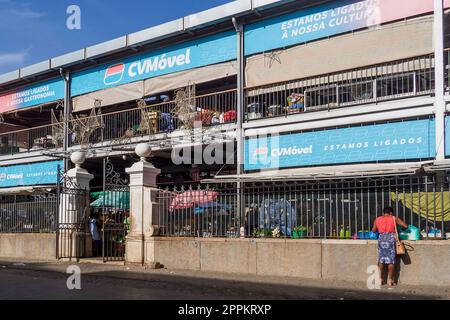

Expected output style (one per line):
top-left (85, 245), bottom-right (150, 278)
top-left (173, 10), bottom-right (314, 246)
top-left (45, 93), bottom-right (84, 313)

top-left (151, 237), bottom-right (450, 287)
top-left (0, 234), bottom-right (56, 261)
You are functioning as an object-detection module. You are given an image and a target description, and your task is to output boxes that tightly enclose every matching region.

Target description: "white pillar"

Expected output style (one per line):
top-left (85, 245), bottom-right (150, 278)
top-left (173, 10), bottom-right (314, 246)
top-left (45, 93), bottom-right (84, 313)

top-left (58, 163), bottom-right (94, 259)
top-left (63, 166), bottom-right (93, 220)
top-left (434, 0), bottom-right (446, 161)
top-left (125, 160), bottom-right (161, 265)
top-left (66, 166), bottom-right (93, 188)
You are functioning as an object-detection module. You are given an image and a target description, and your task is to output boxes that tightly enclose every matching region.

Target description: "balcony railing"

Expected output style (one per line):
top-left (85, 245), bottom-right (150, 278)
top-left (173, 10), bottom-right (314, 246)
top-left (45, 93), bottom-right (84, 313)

top-left (79, 88), bottom-right (237, 146)
top-left (0, 53), bottom-right (440, 156)
top-left (0, 123), bottom-right (58, 156)
top-left (0, 89), bottom-right (237, 155)
top-left (245, 54), bottom-right (435, 120)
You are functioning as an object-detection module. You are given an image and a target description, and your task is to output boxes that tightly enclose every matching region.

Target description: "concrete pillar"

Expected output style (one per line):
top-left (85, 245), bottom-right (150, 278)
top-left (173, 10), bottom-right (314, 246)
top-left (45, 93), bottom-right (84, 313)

top-left (65, 166), bottom-right (93, 190)
top-left (59, 160), bottom-right (94, 259)
top-left (233, 18), bottom-right (246, 230)
top-left (434, 0), bottom-right (446, 161)
top-left (125, 160), bottom-right (161, 266)
top-left (62, 70), bottom-right (72, 172)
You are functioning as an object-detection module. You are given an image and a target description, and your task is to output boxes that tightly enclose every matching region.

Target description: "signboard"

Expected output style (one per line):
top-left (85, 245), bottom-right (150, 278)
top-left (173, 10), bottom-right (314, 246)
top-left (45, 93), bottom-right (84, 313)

top-left (71, 31), bottom-right (237, 97)
top-left (244, 119), bottom-right (435, 171)
top-left (244, 0), bottom-right (445, 56)
top-left (0, 160), bottom-right (63, 188)
top-left (445, 117), bottom-right (450, 157)
top-left (0, 78), bottom-right (65, 114)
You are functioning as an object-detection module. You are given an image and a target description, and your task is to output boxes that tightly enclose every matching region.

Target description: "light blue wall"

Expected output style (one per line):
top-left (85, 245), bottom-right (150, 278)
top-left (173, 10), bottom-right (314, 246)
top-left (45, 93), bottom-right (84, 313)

top-left (245, 119), bottom-right (435, 171)
top-left (445, 117), bottom-right (450, 157)
top-left (244, 0), bottom-right (410, 56)
top-left (0, 161), bottom-right (63, 188)
top-left (0, 78), bottom-right (64, 113)
top-left (71, 31), bottom-right (237, 97)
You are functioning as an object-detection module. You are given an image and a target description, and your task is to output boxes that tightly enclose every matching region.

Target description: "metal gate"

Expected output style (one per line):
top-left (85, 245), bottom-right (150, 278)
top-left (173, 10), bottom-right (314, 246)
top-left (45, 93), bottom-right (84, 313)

top-left (56, 168), bottom-right (90, 260)
top-left (101, 159), bottom-right (129, 262)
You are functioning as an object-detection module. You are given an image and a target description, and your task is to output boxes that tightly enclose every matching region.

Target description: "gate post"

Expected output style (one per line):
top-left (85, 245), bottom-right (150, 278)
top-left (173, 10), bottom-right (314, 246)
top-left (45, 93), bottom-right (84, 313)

top-left (125, 144), bottom-right (161, 265)
top-left (58, 151), bottom-right (94, 259)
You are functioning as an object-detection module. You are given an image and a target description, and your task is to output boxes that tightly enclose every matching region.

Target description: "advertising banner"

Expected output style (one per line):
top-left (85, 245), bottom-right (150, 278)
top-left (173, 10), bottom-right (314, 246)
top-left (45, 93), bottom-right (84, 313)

top-left (445, 117), bottom-right (450, 157)
top-left (71, 31), bottom-right (237, 97)
top-left (0, 78), bottom-right (65, 114)
top-left (244, 119), bottom-right (435, 171)
top-left (244, 0), bottom-right (445, 56)
top-left (0, 160), bottom-right (63, 188)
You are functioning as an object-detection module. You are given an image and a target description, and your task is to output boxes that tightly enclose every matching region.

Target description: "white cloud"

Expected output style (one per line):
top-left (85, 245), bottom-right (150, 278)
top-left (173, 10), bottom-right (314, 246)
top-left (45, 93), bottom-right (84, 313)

top-left (9, 7), bottom-right (45, 19)
top-left (0, 48), bottom-right (30, 67)
top-left (0, 1), bottom-right (45, 20)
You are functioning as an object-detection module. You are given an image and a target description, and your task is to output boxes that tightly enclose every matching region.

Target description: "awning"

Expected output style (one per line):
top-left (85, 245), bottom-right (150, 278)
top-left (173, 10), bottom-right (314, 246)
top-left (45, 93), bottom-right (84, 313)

top-left (72, 81), bottom-right (145, 112)
top-left (0, 185), bottom-right (56, 195)
top-left (1, 100), bottom-right (60, 116)
top-left (144, 61), bottom-right (237, 96)
top-left (246, 57), bottom-right (434, 97)
top-left (423, 159), bottom-right (450, 172)
top-left (204, 162), bottom-right (433, 183)
top-left (72, 61), bottom-right (237, 112)
top-left (90, 191), bottom-right (130, 210)
top-left (245, 17), bottom-right (433, 88)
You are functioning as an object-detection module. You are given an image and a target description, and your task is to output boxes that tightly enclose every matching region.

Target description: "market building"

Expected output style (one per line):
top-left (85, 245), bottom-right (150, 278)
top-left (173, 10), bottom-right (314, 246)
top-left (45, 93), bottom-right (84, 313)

top-left (1, 0), bottom-right (450, 286)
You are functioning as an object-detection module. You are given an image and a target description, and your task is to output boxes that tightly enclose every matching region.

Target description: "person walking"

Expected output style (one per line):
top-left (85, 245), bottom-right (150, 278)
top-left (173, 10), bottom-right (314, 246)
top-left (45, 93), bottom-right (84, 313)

top-left (372, 206), bottom-right (408, 286)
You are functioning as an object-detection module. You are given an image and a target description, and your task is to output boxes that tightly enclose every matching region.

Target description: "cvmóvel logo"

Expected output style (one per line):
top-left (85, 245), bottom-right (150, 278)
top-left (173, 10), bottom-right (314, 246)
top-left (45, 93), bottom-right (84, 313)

top-left (104, 63), bottom-right (125, 86)
top-left (253, 147), bottom-right (269, 161)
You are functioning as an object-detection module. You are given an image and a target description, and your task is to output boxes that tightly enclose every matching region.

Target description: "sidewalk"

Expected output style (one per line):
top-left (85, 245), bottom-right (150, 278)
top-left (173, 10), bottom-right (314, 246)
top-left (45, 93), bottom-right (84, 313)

top-left (0, 258), bottom-right (449, 300)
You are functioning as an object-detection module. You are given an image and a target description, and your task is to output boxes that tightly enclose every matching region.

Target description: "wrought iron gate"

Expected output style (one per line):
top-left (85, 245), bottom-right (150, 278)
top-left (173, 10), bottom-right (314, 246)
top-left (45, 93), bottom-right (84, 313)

top-left (56, 168), bottom-right (90, 260)
top-left (101, 159), bottom-right (129, 262)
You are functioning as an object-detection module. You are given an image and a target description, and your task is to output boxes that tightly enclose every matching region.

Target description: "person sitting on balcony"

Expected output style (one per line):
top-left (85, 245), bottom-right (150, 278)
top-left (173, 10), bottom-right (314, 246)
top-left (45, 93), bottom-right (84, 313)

top-left (372, 206), bottom-right (408, 287)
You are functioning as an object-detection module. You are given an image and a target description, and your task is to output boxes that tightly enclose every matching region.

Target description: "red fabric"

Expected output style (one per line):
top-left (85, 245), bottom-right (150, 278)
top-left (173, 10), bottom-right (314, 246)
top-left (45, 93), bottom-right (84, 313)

top-left (376, 216), bottom-right (396, 234)
top-left (224, 110), bottom-right (236, 122)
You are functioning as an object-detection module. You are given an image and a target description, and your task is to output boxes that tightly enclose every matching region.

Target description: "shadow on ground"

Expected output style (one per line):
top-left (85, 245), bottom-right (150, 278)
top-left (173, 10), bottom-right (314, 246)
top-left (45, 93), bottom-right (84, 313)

top-left (0, 260), bottom-right (441, 300)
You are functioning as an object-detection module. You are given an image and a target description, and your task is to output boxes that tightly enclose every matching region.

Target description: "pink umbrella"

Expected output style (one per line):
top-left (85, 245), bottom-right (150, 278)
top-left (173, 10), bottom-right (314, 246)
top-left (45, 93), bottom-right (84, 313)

top-left (169, 190), bottom-right (218, 212)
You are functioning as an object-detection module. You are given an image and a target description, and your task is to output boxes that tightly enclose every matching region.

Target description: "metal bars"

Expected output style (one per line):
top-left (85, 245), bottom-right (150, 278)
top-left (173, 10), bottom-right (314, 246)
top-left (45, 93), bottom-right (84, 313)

top-left (157, 175), bottom-right (450, 239)
top-left (245, 54), bottom-right (435, 120)
top-left (0, 195), bottom-right (57, 233)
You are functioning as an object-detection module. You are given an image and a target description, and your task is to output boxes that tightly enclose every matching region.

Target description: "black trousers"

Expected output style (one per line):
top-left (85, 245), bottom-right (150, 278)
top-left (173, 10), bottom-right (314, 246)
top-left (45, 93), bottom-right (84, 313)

top-left (92, 240), bottom-right (102, 257)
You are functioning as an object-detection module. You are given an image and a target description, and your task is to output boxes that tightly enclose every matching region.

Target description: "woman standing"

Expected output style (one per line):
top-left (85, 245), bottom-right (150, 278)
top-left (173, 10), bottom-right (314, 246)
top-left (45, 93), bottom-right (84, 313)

top-left (372, 207), bottom-right (408, 286)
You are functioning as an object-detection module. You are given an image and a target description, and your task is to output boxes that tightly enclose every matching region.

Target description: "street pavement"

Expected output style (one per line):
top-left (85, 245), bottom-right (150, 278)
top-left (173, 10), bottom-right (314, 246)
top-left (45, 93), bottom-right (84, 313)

top-left (0, 260), bottom-right (448, 300)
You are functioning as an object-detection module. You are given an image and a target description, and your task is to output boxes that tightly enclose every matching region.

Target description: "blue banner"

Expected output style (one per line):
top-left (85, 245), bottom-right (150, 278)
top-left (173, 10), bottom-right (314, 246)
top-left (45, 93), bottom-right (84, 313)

top-left (0, 78), bottom-right (65, 113)
top-left (445, 117), bottom-right (450, 157)
top-left (71, 31), bottom-right (237, 97)
top-left (0, 160), bottom-right (63, 188)
top-left (245, 119), bottom-right (435, 171)
top-left (244, 0), bottom-right (429, 56)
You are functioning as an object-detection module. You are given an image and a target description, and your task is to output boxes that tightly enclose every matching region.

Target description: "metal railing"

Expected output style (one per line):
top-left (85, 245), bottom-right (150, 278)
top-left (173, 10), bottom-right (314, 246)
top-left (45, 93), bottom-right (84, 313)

top-left (0, 195), bottom-right (58, 233)
top-left (158, 184), bottom-right (239, 238)
top-left (0, 53), bottom-right (441, 154)
top-left (78, 88), bottom-right (238, 145)
top-left (445, 48), bottom-right (450, 91)
top-left (245, 54), bottom-right (435, 119)
top-left (0, 89), bottom-right (237, 155)
top-left (243, 176), bottom-right (449, 240)
top-left (157, 175), bottom-right (450, 240)
top-left (0, 123), bottom-right (58, 156)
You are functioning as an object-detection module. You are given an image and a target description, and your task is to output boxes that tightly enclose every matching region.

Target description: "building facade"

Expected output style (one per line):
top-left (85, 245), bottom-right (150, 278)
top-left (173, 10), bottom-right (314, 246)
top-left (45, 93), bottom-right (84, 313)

top-left (1, 0), bottom-right (450, 268)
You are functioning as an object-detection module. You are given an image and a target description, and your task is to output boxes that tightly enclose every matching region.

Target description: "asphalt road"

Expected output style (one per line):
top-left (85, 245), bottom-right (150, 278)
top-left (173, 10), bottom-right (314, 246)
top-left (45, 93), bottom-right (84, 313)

top-left (0, 265), bottom-right (446, 300)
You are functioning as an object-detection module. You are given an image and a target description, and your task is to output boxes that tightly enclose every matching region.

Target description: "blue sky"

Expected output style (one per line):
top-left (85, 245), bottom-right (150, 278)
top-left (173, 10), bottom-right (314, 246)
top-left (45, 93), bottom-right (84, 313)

top-left (0, 0), bottom-right (231, 74)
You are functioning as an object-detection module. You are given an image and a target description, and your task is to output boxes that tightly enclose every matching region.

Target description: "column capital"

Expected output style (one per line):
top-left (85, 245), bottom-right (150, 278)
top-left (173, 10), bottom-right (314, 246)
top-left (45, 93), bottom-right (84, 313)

top-left (66, 167), bottom-right (94, 189)
top-left (126, 161), bottom-right (161, 188)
